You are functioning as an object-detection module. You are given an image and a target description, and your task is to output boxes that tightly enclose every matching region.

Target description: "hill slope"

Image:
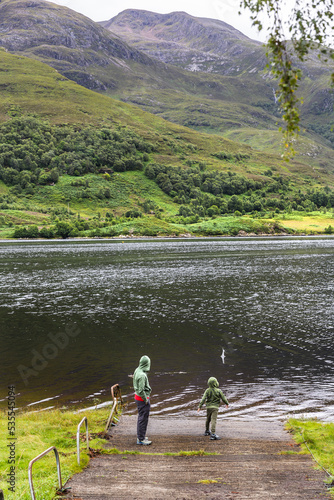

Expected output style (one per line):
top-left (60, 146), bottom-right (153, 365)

top-left (1, 0), bottom-right (333, 166)
top-left (0, 47), bottom-right (332, 189)
top-left (0, 48), bottom-right (284, 169)
top-left (0, 49), bottom-right (334, 239)
top-left (102, 10), bottom-right (334, 157)
top-left (0, 0), bottom-right (174, 91)
top-left (102, 9), bottom-right (334, 143)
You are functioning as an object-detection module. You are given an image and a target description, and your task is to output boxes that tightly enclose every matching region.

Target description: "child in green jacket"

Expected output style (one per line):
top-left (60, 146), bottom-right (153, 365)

top-left (198, 377), bottom-right (229, 440)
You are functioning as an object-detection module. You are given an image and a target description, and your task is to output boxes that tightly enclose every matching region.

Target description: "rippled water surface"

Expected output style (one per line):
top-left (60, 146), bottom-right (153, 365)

top-left (1, 237), bottom-right (334, 420)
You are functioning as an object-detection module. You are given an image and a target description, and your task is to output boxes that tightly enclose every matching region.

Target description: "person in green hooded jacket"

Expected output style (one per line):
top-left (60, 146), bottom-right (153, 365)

top-left (198, 377), bottom-right (229, 440)
top-left (133, 355), bottom-right (152, 445)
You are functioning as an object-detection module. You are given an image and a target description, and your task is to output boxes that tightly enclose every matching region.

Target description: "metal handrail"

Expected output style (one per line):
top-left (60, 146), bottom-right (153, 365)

top-left (76, 416), bottom-right (89, 465)
top-left (28, 446), bottom-right (62, 500)
top-left (105, 384), bottom-right (122, 431)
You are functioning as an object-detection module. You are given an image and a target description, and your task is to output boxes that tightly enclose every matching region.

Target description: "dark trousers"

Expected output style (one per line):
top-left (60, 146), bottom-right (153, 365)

top-left (205, 407), bottom-right (218, 434)
top-left (136, 399), bottom-right (150, 441)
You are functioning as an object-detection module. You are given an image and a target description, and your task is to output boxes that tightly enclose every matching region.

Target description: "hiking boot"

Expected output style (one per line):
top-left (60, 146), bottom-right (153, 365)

top-left (137, 437), bottom-right (152, 445)
top-left (204, 431), bottom-right (211, 436)
top-left (210, 434), bottom-right (221, 440)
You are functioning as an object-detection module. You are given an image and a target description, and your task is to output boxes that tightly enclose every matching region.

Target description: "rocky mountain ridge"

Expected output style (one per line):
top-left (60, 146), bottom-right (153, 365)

top-left (0, 0), bottom-right (159, 90)
top-left (101, 9), bottom-right (266, 76)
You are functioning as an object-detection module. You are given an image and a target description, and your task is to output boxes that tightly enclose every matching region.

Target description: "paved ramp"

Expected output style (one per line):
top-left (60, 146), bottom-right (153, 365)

top-left (65, 416), bottom-right (331, 499)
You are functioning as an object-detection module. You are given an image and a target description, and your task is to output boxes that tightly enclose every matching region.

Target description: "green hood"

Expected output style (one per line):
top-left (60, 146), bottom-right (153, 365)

top-left (199, 377), bottom-right (229, 409)
top-left (138, 355), bottom-right (151, 372)
top-left (133, 355), bottom-right (151, 402)
top-left (208, 377), bottom-right (219, 388)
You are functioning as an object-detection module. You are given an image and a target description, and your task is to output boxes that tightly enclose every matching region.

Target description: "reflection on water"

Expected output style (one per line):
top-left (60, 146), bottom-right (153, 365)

top-left (0, 237), bottom-right (334, 420)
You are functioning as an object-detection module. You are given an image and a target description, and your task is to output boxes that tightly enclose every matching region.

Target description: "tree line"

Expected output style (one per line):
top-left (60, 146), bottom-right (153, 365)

top-left (0, 116), bottom-right (153, 194)
top-left (144, 163), bottom-right (334, 215)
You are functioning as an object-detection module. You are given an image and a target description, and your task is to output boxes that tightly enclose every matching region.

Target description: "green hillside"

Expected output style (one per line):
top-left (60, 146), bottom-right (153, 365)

top-left (0, 0), bottom-right (333, 167)
top-left (0, 48), bottom-right (334, 239)
top-left (0, 48), bottom-right (306, 173)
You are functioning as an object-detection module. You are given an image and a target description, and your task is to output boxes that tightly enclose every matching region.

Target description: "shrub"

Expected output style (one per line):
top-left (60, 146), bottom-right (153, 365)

top-left (55, 221), bottom-right (75, 239)
top-left (39, 227), bottom-right (55, 239)
top-left (13, 225), bottom-right (39, 239)
top-left (125, 210), bottom-right (142, 218)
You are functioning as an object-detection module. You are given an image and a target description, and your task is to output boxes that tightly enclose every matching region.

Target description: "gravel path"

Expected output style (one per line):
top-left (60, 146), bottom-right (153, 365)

top-left (65, 415), bottom-right (331, 499)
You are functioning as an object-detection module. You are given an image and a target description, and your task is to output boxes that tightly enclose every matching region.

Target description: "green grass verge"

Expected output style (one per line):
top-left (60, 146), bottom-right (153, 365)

top-left (183, 215), bottom-right (286, 236)
top-left (0, 407), bottom-right (111, 499)
top-left (0, 405), bottom-right (220, 499)
top-left (287, 419), bottom-right (334, 493)
top-left (2, 211), bottom-right (334, 239)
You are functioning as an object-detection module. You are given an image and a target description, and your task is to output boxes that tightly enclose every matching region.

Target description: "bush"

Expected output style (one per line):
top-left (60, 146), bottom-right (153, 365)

top-left (125, 210), bottom-right (142, 218)
top-left (39, 227), bottom-right (55, 239)
top-left (178, 205), bottom-right (193, 217)
top-left (13, 225), bottom-right (39, 239)
top-left (55, 221), bottom-right (75, 239)
top-left (253, 200), bottom-right (263, 212)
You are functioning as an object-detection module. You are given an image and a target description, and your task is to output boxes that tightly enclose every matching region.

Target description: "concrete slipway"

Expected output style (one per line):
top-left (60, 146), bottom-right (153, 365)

top-left (65, 416), bottom-right (331, 499)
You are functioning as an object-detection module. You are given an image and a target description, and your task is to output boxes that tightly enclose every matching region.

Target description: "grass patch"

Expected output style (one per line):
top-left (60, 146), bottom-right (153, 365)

top-left (96, 217), bottom-right (188, 237)
top-left (197, 478), bottom-right (222, 484)
top-left (165, 449), bottom-right (217, 457)
top-left (277, 212), bottom-right (334, 233)
top-left (278, 450), bottom-right (307, 455)
top-left (183, 215), bottom-right (286, 236)
top-left (0, 227), bottom-right (16, 239)
top-left (287, 419), bottom-right (334, 491)
top-left (0, 180), bottom-right (9, 194)
top-left (0, 407), bottom-right (111, 499)
top-left (106, 448), bottom-right (218, 457)
top-left (0, 210), bottom-right (50, 226)
top-left (7, 171), bottom-right (181, 220)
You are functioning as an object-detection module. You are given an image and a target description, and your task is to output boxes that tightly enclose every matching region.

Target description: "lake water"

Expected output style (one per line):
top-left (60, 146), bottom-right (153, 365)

top-left (1, 237), bottom-right (334, 421)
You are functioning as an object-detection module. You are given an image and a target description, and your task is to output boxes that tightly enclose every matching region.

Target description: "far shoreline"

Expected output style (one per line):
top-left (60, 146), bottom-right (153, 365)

top-left (1, 233), bottom-right (334, 243)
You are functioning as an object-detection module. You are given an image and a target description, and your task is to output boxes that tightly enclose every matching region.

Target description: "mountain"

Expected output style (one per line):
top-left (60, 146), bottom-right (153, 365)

top-left (0, 0), bottom-right (170, 91)
top-left (0, 0), bottom-right (333, 171)
top-left (0, 2), bottom-right (280, 138)
top-left (102, 9), bottom-right (332, 79)
top-left (101, 10), bottom-right (266, 76)
top-left (102, 11), bottom-right (334, 121)
top-left (0, 28), bottom-right (334, 238)
top-left (102, 9), bottom-right (334, 163)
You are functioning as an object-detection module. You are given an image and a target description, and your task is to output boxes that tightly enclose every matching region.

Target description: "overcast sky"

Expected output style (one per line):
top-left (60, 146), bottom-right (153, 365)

top-left (50, 0), bottom-right (267, 41)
